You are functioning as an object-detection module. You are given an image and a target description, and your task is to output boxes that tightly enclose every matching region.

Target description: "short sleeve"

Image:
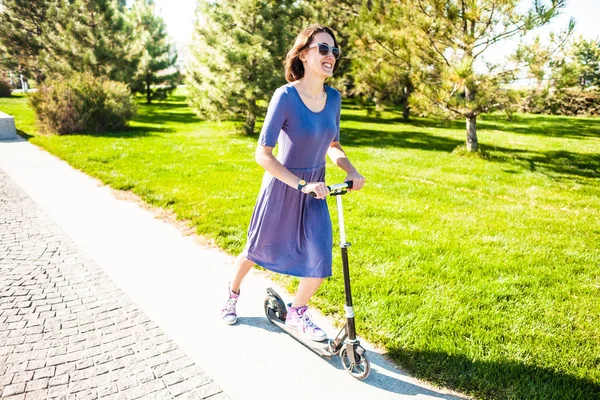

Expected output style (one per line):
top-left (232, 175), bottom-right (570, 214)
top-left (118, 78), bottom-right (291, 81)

top-left (259, 87), bottom-right (288, 147)
top-left (334, 92), bottom-right (341, 143)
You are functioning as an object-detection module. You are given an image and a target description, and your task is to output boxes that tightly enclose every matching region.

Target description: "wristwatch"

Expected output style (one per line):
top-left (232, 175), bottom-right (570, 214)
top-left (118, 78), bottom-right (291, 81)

top-left (297, 179), bottom-right (307, 191)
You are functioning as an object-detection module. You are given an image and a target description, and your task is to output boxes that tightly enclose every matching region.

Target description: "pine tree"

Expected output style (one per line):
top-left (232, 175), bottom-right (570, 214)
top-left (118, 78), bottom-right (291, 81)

top-left (129, 0), bottom-right (179, 104)
top-left (0, 0), bottom-right (56, 82)
top-left (187, 0), bottom-right (309, 134)
top-left (356, 0), bottom-right (570, 152)
top-left (42, 0), bottom-right (139, 83)
top-left (412, 0), bottom-right (572, 151)
top-left (351, 1), bottom-right (414, 118)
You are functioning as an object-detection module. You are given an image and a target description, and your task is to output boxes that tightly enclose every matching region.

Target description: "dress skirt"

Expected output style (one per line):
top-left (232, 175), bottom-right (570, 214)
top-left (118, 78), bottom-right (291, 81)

top-left (243, 164), bottom-right (333, 278)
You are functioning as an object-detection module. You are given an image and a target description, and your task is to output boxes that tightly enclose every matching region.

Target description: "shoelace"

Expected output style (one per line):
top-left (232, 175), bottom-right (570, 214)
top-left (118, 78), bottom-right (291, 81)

top-left (222, 297), bottom-right (237, 314)
top-left (300, 311), bottom-right (320, 331)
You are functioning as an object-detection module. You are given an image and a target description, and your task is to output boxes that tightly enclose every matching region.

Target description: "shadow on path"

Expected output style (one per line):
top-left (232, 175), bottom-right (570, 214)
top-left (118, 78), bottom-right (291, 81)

top-left (237, 316), bottom-right (465, 399)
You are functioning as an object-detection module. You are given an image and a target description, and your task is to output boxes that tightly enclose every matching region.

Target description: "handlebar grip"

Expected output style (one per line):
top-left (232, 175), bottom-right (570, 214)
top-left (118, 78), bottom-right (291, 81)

top-left (309, 181), bottom-right (353, 197)
top-left (309, 186), bottom-right (330, 198)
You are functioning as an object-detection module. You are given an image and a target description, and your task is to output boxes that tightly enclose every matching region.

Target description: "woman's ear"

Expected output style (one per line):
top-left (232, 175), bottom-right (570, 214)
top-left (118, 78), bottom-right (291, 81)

top-left (299, 51), bottom-right (307, 63)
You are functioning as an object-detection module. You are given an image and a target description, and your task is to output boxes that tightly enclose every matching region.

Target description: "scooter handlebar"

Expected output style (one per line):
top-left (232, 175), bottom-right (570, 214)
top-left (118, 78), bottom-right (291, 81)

top-left (309, 181), bottom-right (353, 198)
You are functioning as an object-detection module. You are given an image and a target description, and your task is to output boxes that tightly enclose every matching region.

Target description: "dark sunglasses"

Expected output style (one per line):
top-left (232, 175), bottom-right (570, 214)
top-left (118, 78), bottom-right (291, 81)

top-left (307, 42), bottom-right (341, 60)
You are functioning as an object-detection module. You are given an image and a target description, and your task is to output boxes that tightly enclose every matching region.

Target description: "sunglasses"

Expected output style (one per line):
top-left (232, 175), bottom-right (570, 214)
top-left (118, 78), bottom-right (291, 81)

top-left (307, 42), bottom-right (341, 60)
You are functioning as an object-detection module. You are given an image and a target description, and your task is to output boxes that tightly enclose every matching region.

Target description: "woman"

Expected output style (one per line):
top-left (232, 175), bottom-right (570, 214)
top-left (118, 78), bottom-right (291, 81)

top-left (221, 24), bottom-right (365, 342)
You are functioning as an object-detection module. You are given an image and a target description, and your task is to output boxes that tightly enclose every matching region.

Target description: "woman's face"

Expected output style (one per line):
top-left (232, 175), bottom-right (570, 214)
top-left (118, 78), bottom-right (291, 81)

top-left (302, 32), bottom-right (337, 79)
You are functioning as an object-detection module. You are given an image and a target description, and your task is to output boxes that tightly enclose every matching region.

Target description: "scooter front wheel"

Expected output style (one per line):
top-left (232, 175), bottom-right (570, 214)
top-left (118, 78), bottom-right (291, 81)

top-left (264, 295), bottom-right (287, 323)
top-left (340, 347), bottom-right (371, 380)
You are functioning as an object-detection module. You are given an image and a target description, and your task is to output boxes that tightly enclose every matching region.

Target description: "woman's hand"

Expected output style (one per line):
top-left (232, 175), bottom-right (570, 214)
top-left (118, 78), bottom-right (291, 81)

top-left (302, 182), bottom-right (329, 199)
top-left (345, 171), bottom-right (366, 191)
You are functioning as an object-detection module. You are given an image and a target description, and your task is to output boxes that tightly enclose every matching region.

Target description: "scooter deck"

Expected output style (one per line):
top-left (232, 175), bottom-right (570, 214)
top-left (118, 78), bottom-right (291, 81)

top-left (266, 308), bottom-right (333, 359)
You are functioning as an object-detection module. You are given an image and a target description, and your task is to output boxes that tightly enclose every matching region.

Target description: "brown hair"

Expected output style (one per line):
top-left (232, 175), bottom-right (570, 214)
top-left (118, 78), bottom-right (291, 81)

top-left (284, 24), bottom-right (340, 82)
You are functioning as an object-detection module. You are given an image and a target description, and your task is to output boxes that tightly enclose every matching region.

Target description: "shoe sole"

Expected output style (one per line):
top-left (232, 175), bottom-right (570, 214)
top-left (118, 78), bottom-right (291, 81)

top-left (222, 316), bottom-right (238, 325)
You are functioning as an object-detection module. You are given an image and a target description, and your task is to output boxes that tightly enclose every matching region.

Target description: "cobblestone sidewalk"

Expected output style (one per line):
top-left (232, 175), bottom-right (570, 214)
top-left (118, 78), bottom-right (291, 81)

top-left (0, 168), bottom-right (228, 400)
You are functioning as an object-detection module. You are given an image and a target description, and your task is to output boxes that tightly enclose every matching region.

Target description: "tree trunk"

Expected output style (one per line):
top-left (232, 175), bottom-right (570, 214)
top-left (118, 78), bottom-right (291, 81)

top-left (244, 112), bottom-right (255, 135)
top-left (146, 74), bottom-right (151, 104)
top-left (466, 115), bottom-right (478, 152)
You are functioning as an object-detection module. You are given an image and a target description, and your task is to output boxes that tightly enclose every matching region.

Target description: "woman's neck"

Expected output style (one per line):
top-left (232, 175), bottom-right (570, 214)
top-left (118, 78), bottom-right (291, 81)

top-left (296, 74), bottom-right (326, 98)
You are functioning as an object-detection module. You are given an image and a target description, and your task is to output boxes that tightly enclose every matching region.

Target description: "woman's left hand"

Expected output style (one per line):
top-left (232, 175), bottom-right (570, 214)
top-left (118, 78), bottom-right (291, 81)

top-left (345, 171), bottom-right (366, 191)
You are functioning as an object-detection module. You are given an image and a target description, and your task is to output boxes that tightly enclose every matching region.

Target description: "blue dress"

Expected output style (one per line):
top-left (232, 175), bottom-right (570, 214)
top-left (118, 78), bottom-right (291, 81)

top-left (243, 83), bottom-right (341, 278)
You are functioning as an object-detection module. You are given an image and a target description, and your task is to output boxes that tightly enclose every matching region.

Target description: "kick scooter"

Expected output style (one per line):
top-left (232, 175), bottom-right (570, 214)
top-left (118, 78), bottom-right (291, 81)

top-left (263, 181), bottom-right (371, 380)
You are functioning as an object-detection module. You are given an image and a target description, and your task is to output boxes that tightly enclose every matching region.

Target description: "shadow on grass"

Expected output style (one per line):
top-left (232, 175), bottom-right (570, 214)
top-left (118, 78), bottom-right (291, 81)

top-left (478, 114), bottom-right (600, 140)
top-left (390, 347), bottom-right (600, 400)
top-left (340, 117), bottom-right (599, 180)
top-left (487, 149), bottom-right (600, 180)
top-left (134, 95), bottom-right (199, 126)
top-left (342, 126), bottom-right (464, 152)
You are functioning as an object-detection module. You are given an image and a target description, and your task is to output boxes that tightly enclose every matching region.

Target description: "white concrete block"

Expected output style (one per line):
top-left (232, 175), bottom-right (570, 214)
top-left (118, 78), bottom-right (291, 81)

top-left (0, 111), bottom-right (18, 140)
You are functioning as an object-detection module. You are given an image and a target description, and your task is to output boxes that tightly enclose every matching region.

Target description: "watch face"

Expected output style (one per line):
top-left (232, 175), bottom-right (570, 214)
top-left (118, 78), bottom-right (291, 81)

top-left (299, 180), bottom-right (307, 185)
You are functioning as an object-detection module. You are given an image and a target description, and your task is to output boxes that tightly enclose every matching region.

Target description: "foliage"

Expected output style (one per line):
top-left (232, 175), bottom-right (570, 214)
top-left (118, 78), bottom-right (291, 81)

top-left (353, 0), bottom-right (569, 152)
top-left (186, 0), bottom-right (309, 134)
top-left (521, 87), bottom-right (600, 116)
top-left (0, 78), bottom-right (11, 97)
top-left (129, 0), bottom-right (179, 104)
top-left (40, 0), bottom-right (139, 84)
top-left (0, 0), bottom-right (55, 82)
top-left (351, 1), bottom-right (414, 118)
top-left (551, 36), bottom-right (600, 89)
top-left (29, 72), bottom-right (136, 134)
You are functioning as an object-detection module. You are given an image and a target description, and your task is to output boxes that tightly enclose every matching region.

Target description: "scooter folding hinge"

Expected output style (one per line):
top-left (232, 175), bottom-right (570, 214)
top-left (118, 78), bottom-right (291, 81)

top-left (344, 306), bottom-right (355, 318)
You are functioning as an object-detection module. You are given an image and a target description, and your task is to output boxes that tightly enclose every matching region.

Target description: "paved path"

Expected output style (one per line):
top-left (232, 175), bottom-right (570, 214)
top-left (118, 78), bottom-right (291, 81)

top-left (0, 169), bottom-right (227, 400)
top-left (0, 137), bottom-right (468, 400)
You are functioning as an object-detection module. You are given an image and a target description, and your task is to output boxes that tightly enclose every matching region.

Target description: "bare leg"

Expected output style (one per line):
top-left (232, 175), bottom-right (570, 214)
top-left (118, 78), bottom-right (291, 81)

top-left (230, 254), bottom-right (254, 294)
top-left (291, 277), bottom-right (324, 308)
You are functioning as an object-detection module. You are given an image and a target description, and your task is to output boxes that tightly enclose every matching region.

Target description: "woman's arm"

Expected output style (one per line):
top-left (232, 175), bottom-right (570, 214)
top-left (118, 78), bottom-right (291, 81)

top-left (255, 145), bottom-right (329, 199)
top-left (327, 142), bottom-right (366, 191)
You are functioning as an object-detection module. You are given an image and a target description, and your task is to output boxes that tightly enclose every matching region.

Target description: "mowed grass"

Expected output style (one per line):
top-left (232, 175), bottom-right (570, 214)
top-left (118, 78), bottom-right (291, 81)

top-left (2, 88), bottom-right (600, 399)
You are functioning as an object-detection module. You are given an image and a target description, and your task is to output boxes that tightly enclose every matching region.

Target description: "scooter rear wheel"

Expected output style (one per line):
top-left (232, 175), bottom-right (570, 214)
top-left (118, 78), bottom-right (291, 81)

top-left (340, 348), bottom-right (370, 380)
top-left (264, 295), bottom-right (287, 322)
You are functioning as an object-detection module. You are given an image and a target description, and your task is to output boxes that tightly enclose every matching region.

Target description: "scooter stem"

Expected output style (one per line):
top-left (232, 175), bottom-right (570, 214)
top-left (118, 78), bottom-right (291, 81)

top-left (337, 195), bottom-right (357, 341)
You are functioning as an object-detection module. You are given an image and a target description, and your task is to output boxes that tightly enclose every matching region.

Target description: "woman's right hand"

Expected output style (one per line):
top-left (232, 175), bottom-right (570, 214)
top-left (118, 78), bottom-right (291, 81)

top-left (302, 182), bottom-right (328, 199)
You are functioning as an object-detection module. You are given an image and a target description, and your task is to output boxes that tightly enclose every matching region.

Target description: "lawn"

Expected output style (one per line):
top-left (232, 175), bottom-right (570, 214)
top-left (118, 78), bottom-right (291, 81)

top-left (2, 88), bottom-right (599, 399)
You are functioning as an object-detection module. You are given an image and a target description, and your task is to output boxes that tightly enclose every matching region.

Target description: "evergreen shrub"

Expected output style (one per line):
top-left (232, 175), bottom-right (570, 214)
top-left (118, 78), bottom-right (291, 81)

top-left (29, 72), bottom-right (137, 134)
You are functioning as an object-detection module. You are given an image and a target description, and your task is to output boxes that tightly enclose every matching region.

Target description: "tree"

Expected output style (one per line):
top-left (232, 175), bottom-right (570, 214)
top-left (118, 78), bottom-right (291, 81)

top-left (362, 0), bottom-right (570, 152)
top-left (551, 36), bottom-right (600, 89)
top-left (351, 1), bottom-right (415, 118)
top-left (187, 0), bottom-right (309, 134)
top-left (129, 0), bottom-right (179, 104)
top-left (42, 0), bottom-right (139, 84)
top-left (0, 0), bottom-right (56, 83)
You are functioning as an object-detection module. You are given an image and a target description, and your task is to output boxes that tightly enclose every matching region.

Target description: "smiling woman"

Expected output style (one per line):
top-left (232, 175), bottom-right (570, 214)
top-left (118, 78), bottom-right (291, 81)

top-left (219, 23), bottom-right (366, 342)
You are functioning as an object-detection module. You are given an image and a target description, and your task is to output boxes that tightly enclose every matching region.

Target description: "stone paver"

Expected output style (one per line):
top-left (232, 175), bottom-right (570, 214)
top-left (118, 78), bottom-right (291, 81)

top-left (0, 168), bottom-right (228, 399)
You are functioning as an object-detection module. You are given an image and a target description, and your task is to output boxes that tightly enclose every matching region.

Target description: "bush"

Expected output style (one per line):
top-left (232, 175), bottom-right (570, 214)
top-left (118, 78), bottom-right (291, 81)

top-left (520, 87), bottom-right (600, 116)
top-left (29, 73), bottom-right (137, 134)
top-left (0, 79), bottom-right (11, 97)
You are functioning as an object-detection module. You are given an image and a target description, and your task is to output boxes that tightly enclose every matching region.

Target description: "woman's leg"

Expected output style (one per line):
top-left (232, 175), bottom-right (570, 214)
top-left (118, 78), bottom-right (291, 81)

top-left (230, 254), bottom-right (255, 293)
top-left (221, 254), bottom-right (254, 325)
top-left (291, 277), bottom-right (325, 308)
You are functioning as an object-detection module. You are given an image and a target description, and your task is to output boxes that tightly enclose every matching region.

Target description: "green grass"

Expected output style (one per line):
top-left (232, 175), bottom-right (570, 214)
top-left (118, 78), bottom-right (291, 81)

top-left (2, 88), bottom-right (600, 399)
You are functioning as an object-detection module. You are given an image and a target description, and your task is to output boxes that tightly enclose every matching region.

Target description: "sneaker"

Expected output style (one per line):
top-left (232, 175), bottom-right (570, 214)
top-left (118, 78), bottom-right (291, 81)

top-left (285, 304), bottom-right (327, 342)
top-left (220, 285), bottom-right (239, 325)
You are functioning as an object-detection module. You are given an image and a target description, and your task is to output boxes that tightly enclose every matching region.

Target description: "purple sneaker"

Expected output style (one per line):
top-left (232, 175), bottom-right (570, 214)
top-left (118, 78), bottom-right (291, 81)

top-left (285, 304), bottom-right (327, 342)
top-left (220, 285), bottom-right (239, 325)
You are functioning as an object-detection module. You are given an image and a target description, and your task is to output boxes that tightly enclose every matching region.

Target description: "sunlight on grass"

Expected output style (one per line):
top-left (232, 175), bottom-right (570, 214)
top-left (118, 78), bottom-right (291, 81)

top-left (2, 88), bottom-right (599, 399)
